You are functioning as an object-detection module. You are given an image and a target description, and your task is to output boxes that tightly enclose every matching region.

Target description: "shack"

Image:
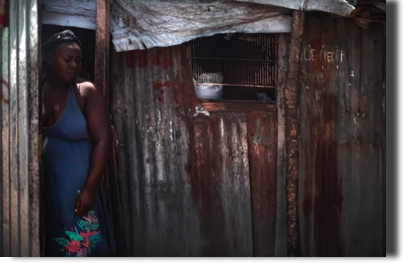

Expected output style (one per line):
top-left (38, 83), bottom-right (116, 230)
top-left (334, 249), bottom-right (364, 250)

top-left (0, 0), bottom-right (386, 257)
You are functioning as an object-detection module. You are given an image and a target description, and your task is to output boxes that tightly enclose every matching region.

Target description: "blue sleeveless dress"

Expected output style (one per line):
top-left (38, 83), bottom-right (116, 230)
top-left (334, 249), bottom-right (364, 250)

top-left (42, 83), bottom-right (116, 257)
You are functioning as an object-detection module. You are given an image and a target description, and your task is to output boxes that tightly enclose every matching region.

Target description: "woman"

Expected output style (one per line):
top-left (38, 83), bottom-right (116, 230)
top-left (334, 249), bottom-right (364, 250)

top-left (41, 30), bottom-right (116, 257)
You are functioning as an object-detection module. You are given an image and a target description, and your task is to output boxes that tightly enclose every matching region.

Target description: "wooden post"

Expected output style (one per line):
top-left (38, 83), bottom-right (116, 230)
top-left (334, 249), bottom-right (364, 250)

top-left (95, 0), bottom-right (126, 256)
top-left (95, 0), bottom-right (110, 97)
top-left (275, 33), bottom-right (290, 256)
top-left (284, 10), bottom-right (305, 257)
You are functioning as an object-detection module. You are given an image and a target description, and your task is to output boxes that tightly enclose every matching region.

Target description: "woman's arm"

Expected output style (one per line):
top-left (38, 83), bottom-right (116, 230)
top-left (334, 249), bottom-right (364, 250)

top-left (75, 82), bottom-right (112, 216)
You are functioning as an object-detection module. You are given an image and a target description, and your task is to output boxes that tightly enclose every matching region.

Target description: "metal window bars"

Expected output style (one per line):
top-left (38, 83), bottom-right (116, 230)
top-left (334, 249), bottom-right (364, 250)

top-left (191, 33), bottom-right (277, 88)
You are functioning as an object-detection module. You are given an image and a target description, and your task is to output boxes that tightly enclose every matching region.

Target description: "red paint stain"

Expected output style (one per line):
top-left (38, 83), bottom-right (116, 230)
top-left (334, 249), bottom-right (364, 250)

top-left (189, 114), bottom-right (228, 256)
top-left (303, 91), bottom-right (342, 256)
top-left (153, 81), bottom-right (171, 90)
top-left (152, 54), bottom-right (159, 66)
top-left (172, 83), bottom-right (180, 90)
top-left (1, 78), bottom-right (10, 104)
top-left (0, 0), bottom-right (9, 28)
top-left (153, 81), bottom-right (177, 105)
top-left (153, 47), bottom-right (170, 69)
top-left (157, 89), bottom-right (165, 104)
top-left (171, 81), bottom-right (184, 108)
top-left (138, 50), bottom-right (148, 68)
top-left (125, 50), bottom-right (148, 69)
top-left (152, 81), bottom-right (185, 105)
top-left (299, 17), bottom-right (345, 256)
top-left (247, 113), bottom-right (278, 256)
top-left (125, 51), bottom-right (135, 68)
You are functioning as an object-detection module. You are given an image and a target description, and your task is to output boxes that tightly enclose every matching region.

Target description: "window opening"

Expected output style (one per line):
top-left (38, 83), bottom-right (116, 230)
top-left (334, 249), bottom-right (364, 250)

top-left (191, 33), bottom-right (277, 102)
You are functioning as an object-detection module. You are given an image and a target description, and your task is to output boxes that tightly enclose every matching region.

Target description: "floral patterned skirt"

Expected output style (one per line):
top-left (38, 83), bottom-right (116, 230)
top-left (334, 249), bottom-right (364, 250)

top-left (43, 137), bottom-right (116, 257)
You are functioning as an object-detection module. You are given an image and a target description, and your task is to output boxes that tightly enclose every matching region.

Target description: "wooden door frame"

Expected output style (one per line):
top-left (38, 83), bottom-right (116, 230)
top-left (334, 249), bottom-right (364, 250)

top-left (94, 0), bottom-right (125, 256)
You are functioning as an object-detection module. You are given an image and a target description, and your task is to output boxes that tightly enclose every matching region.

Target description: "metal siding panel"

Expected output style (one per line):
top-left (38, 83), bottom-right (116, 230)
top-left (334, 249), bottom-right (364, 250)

top-left (298, 15), bottom-right (384, 257)
top-left (247, 112), bottom-right (278, 256)
top-left (1, 26), bottom-right (10, 257)
top-left (356, 22), bottom-right (384, 257)
top-left (0, 0), bottom-right (39, 256)
top-left (191, 112), bottom-right (253, 256)
top-left (217, 112), bottom-right (253, 256)
top-left (0, 28), bottom-right (2, 257)
top-left (381, 30), bottom-right (386, 257)
top-left (111, 45), bottom-right (255, 256)
top-left (17, 0), bottom-right (29, 256)
top-left (28, 0), bottom-right (40, 256)
top-left (336, 17), bottom-right (363, 257)
top-left (334, 17), bottom-right (354, 257)
top-left (340, 17), bottom-right (363, 257)
top-left (110, 46), bottom-right (201, 256)
top-left (9, 0), bottom-right (20, 255)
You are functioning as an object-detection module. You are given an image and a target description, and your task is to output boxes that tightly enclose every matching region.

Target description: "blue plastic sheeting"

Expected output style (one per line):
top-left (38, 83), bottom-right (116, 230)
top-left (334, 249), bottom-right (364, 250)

top-left (42, 0), bottom-right (97, 30)
top-left (236, 0), bottom-right (356, 16)
top-left (41, 0), bottom-right (357, 51)
top-left (110, 0), bottom-right (292, 51)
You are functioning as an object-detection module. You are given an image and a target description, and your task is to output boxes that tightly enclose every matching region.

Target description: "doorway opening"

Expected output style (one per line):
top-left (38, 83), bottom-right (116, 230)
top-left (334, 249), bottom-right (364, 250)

top-left (41, 25), bottom-right (96, 82)
top-left (40, 24), bottom-right (121, 256)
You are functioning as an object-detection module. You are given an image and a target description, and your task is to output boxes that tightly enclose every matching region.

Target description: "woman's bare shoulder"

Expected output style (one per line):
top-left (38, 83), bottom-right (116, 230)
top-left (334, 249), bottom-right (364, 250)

top-left (76, 77), bottom-right (100, 96)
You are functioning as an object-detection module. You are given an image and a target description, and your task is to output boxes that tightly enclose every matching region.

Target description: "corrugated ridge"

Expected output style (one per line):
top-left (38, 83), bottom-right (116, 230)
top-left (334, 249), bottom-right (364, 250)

top-left (1, 0), bottom-right (39, 256)
top-left (110, 45), bottom-right (257, 256)
top-left (110, 46), bottom-right (200, 256)
top-left (298, 15), bottom-right (384, 256)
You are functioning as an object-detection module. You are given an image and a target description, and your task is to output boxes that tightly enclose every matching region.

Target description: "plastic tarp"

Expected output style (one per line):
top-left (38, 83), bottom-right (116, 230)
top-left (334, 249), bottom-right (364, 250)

top-left (111, 0), bottom-right (293, 51)
top-left (42, 0), bottom-right (97, 30)
top-left (235, 0), bottom-right (356, 16)
top-left (42, 0), bottom-right (358, 52)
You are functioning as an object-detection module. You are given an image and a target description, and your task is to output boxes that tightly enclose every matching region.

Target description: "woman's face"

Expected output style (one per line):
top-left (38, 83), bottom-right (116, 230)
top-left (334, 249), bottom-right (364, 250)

top-left (47, 42), bottom-right (82, 83)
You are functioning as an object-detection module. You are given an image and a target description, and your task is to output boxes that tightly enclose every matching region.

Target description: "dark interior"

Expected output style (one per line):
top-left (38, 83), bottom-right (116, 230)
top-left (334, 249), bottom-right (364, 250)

top-left (191, 33), bottom-right (277, 101)
top-left (41, 25), bottom-right (96, 83)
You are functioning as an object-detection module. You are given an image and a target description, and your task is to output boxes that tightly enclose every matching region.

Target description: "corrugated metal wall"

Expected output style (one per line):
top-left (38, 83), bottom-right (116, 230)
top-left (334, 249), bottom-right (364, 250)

top-left (110, 18), bottom-right (385, 256)
top-left (1, 0), bottom-right (40, 257)
top-left (110, 46), bottom-right (201, 256)
top-left (298, 15), bottom-right (385, 256)
top-left (190, 111), bottom-right (254, 256)
top-left (110, 45), bottom-right (286, 256)
top-left (0, 3), bottom-right (385, 257)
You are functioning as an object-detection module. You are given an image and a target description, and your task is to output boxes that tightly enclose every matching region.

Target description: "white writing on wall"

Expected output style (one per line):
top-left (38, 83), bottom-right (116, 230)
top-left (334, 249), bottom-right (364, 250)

top-left (302, 45), bottom-right (344, 63)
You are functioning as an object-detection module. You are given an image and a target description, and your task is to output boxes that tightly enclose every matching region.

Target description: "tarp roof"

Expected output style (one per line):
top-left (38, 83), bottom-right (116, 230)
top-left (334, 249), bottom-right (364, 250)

top-left (236, 0), bottom-right (357, 16)
top-left (42, 0), bottom-right (358, 52)
top-left (42, 0), bottom-right (97, 30)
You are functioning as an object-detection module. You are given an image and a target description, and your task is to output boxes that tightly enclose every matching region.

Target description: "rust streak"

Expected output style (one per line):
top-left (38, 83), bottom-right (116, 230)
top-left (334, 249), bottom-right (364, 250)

top-left (284, 10), bottom-right (305, 257)
top-left (247, 113), bottom-right (278, 256)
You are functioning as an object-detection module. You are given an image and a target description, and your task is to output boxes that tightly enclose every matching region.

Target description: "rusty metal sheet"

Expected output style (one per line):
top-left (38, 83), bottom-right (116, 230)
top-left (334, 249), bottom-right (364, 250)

top-left (191, 112), bottom-right (253, 256)
top-left (110, 44), bottom-right (255, 256)
top-left (1, 0), bottom-right (40, 257)
top-left (17, 0), bottom-right (30, 256)
top-left (110, 46), bottom-right (201, 256)
top-left (28, 0), bottom-right (40, 256)
top-left (274, 33), bottom-right (289, 257)
top-left (246, 112), bottom-right (278, 256)
top-left (9, 0), bottom-right (19, 255)
top-left (1, 26), bottom-right (10, 257)
top-left (298, 15), bottom-right (385, 256)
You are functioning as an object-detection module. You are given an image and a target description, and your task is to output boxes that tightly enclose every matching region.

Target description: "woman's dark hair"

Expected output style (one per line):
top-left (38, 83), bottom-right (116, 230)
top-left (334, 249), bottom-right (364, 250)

top-left (43, 29), bottom-right (83, 55)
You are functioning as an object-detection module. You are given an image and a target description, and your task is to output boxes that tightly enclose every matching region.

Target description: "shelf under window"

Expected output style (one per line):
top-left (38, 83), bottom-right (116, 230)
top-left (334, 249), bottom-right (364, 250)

top-left (198, 99), bottom-right (276, 112)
